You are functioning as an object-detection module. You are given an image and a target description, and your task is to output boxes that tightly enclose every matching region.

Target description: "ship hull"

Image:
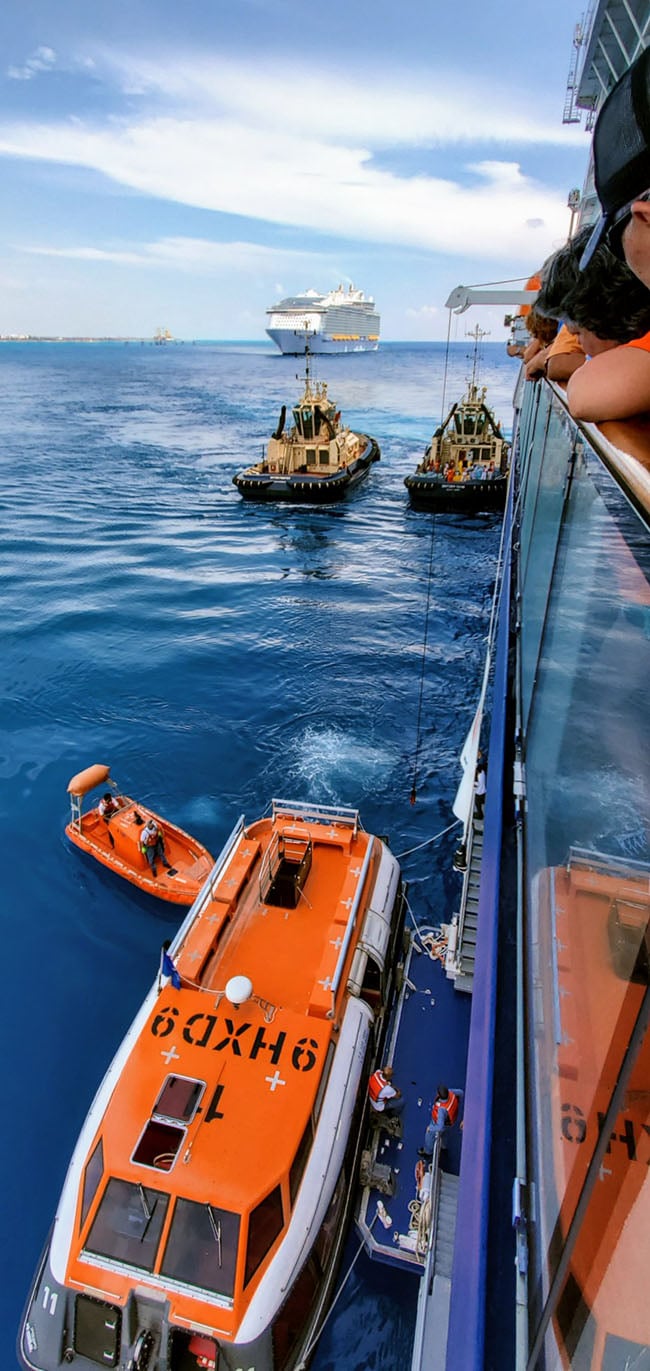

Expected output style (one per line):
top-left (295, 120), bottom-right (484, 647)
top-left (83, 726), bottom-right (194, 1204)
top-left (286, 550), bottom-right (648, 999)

top-left (266, 328), bottom-right (379, 355)
top-left (405, 472), bottom-right (508, 513)
top-left (234, 439), bottom-right (380, 502)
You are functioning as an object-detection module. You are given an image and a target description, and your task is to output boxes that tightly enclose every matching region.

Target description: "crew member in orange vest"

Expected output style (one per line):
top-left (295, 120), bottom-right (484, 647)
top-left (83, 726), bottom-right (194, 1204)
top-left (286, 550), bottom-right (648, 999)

top-left (418, 1083), bottom-right (463, 1156)
top-left (141, 818), bottom-right (172, 878)
top-left (368, 1064), bottom-right (404, 1116)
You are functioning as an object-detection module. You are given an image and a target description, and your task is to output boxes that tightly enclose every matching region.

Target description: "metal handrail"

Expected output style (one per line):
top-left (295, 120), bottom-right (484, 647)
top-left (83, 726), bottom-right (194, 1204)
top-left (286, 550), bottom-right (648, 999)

top-left (272, 797), bottom-right (359, 833)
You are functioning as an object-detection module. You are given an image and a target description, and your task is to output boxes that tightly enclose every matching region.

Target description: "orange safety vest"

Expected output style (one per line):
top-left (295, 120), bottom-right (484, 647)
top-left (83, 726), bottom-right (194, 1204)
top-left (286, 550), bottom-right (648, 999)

top-left (432, 1090), bottom-right (459, 1127)
top-left (368, 1069), bottom-right (391, 1104)
top-left (141, 825), bottom-right (160, 850)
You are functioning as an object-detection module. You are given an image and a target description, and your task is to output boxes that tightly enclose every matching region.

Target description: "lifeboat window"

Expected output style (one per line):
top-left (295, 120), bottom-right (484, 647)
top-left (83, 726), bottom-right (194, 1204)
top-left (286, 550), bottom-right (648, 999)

top-left (306, 447), bottom-right (317, 464)
top-left (602, 1332), bottom-right (650, 1366)
top-left (154, 1075), bottom-right (203, 1122)
top-left (244, 1185), bottom-right (284, 1287)
top-left (132, 1119), bottom-right (185, 1171)
top-left (272, 1256), bottom-right (320, 1368)
top-left (80, 1137), bottom-right (104, 1229)
top-left (161, 1198), bottom-right (240, 1299)
top-left (289, 1120), bottom-right (313, 1204)
top-left (361, 954), bottom-right (382, 1006)
top-left (84, 1179), bottom-right (169, 1272)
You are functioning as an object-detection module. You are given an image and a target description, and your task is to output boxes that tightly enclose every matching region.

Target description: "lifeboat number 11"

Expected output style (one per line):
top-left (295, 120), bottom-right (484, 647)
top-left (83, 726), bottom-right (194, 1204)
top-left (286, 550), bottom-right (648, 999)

top-left (42, 1286), bottom-right (58, 1315)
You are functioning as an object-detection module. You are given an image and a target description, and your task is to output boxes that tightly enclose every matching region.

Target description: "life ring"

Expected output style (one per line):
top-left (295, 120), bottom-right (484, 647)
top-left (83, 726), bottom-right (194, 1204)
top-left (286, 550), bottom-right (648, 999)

top-left (269, 464), bottom-right (277, 473)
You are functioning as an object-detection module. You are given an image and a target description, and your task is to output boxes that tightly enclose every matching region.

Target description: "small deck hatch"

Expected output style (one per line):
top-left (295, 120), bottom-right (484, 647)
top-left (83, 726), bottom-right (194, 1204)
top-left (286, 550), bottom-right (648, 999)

top-left (154, 1075), bottom-right (203, 1122)
top-left (261, 828), bottom-right (312, 908)
top-left (74, 1293), bottom-right (121, 1367)
top-left (132, 1119), bottom-right (185, 1171)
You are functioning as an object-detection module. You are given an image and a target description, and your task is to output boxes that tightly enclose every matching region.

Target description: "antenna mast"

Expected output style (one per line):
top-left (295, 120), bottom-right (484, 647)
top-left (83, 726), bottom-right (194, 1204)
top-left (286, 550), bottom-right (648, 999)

top-left (466, 324), bottom-right (489, 389)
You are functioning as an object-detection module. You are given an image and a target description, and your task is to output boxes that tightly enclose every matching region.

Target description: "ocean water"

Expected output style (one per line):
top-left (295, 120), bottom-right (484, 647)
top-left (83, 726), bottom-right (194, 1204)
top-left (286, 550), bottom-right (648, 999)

top-left (0, 338), bottom-right (518, 1367)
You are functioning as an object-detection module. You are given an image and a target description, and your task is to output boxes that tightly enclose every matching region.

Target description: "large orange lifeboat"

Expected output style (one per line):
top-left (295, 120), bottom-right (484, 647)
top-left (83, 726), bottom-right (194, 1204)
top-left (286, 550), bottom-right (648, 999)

top-left (535, 850), bottom-right (650, 1365)
top-left (65, 764), bottom-right (214, 906)
top-left (20, 798), bottom-right (405, 1371)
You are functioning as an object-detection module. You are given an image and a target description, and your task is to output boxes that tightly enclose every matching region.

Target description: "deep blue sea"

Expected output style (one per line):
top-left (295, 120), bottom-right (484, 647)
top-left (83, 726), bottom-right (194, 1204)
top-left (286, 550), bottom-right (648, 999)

top-left (0, 338), bottom-right (518, 1367)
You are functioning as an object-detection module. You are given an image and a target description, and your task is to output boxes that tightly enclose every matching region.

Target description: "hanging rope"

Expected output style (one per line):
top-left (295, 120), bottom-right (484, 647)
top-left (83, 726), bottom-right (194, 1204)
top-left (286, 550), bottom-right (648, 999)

top-left (395, 817), bottom-right (461, 859)
top-left (439, 305), bottom-right (453, 428)
top-left (409, 310), bottom-right (454, 806)
top-left (462, 274), bottom-right (533, 287)
top-left (409, 511), bottom-right (436, 805)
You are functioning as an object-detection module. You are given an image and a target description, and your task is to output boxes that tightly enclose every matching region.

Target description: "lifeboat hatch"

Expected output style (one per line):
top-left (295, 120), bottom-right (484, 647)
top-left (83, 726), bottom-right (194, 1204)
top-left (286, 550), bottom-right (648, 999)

top-left (74, 1293), bottom-right (121, 1366)
top-left (262, 829), bottom-right (312, 909)
top-left (132, 1119), bottom-right (185, 1171)
top-left (169, 1328), bottom-right (218, 1369)
top-left (154, 1075), bottom-right (204, 1122)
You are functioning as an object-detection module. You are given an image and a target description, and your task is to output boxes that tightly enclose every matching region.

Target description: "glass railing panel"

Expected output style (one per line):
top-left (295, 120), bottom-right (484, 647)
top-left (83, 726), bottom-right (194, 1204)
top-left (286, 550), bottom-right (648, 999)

top-left (519, 394), bottom-right (578, 727)
top-left (520, 400), bottom-right (650, 1368)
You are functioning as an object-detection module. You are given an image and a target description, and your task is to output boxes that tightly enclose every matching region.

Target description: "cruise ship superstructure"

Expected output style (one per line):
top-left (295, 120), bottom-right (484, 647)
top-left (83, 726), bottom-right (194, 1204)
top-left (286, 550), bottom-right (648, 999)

top-left (265, 284), bottom-right (380, 354)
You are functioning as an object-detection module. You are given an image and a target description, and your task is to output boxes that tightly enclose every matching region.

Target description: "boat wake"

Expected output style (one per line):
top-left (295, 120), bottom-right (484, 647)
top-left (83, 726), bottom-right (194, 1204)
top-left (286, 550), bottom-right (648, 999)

top-left (289, 725), bottom-right (398, 802)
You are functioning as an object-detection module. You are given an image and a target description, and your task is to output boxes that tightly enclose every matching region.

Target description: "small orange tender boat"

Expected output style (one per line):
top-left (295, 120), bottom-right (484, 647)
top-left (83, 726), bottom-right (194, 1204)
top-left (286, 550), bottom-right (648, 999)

top-left (65, 764), bottom-right (214, 906)
top-left (21, 798), bottom-right (405, 1371)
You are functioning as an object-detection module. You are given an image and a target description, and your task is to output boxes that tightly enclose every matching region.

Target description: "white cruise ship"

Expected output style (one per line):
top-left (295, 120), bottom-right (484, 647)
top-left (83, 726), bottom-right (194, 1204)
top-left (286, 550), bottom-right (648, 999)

top-left (266, 284), bottom-right (380, 354)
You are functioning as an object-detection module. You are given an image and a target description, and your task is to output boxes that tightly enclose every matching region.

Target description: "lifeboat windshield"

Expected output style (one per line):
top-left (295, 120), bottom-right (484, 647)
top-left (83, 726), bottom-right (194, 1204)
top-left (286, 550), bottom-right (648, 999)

top-left (160, 1198), bottom-right (240, 1300)
top-left (84, 1179), bottom-right (170, 1272)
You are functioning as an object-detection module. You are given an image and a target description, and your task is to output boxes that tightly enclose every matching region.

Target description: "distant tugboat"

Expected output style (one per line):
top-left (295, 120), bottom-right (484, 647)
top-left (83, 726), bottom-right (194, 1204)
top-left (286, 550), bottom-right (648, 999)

top-left (154, 326), bottom-right (173, 344)
top-left (233, 340), bottom-right (380, 503)
top-left (405, 327), bottom-right (509, 513)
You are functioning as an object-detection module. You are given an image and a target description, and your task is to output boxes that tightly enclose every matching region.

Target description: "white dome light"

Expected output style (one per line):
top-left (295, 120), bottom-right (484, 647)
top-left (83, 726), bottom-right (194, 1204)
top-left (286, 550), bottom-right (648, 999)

top-left (225, 974), bottom-right (253, 1006)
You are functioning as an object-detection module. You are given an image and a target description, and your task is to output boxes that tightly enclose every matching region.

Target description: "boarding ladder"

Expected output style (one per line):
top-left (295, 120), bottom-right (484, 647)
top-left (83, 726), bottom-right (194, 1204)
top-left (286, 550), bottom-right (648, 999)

top-left (410, 1150), bottom-right (461, 1371)
top-left (447, 809), bottom-right (483, 994)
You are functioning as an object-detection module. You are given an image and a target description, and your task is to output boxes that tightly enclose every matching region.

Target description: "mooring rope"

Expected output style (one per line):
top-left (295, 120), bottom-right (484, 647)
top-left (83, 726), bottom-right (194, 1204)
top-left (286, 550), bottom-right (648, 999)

top-left (409, 506), bottom-right (436, 806)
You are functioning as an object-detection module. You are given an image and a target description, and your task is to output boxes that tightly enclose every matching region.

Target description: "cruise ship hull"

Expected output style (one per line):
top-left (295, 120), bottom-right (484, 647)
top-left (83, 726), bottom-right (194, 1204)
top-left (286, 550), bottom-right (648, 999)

top-left (266, 328), bottom-right (379, 355)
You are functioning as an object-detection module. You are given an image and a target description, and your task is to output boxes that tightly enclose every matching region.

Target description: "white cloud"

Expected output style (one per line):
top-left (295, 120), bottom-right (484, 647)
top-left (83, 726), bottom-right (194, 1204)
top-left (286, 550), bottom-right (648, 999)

top-left (0, 115), bottom-right (573, 260)
top-left (21, 237), bottom-right (331, 274)
top-left (91, 48), bottom-right (586, 150)
top-left (7, 45), bottom-right (57, 81)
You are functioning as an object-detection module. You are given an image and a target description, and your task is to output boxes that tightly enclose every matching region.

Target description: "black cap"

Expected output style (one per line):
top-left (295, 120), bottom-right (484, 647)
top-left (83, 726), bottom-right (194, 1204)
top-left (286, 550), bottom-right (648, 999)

top-left (580, 46), bottom-right (650, 270)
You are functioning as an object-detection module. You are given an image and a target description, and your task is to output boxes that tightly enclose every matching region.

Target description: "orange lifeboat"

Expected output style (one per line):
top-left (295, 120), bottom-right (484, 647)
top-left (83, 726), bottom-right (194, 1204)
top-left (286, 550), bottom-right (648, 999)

top-left (20, 798), bottom-right (406, 1371)
top-left (536, 850), bottom-right (650, 1364)
top-left (65, 764), bottom-right (214, 906)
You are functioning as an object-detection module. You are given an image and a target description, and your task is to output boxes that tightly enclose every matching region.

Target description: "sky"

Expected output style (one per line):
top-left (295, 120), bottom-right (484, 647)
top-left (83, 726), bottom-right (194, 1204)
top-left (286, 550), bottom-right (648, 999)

top-left (0, 0), bottom-right (592, 340)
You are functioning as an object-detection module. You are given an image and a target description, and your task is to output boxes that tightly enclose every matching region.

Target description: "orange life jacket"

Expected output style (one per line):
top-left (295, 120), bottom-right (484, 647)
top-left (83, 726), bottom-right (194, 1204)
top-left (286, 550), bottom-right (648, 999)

top-left (432, 1090), bottom-right (459, 1127)
top-left (368, 1069), bottom-right (390, 1104)
top-left (141, 824), bottom-right (160, 850)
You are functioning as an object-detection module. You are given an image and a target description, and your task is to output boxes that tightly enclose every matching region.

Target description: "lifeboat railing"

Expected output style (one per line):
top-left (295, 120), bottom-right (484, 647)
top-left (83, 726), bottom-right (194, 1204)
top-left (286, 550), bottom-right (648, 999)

top-left (167, 814), bottom-right (245, 964)
top-left (69, 792), bottom-right (83, 831)
top-left (328, 834), bottom-right (375, 1017)
top-left (271, 798), bottom-right (360, 833)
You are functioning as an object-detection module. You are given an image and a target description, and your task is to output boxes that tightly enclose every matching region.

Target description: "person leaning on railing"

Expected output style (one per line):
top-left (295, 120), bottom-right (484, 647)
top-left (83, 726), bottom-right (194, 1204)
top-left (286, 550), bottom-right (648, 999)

top-left (532, 224), bottom-right (650, 421)
top-left (580, 47), bottom-right (650, 295)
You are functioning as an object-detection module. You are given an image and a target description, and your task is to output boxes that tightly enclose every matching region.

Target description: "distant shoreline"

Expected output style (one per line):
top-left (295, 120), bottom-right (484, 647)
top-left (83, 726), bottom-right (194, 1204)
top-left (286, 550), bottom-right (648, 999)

top-left (0, 336), bottom-right (510, 346)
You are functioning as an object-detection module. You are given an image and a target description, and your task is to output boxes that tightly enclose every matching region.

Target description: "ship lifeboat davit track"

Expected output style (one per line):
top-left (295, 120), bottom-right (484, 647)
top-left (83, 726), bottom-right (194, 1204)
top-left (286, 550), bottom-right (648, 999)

top-left (20, 797), bottom-right (406, 1371)
top-left (65, 763), bottom-right (214, 906)
top-left (233, 437), bottom-right (380, 503)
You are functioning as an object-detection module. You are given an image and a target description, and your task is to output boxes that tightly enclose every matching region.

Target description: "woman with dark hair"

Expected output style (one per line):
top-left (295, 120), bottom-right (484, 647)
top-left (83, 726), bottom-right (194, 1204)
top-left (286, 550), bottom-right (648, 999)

top-left (535, 225), bottom-right (650, 419)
